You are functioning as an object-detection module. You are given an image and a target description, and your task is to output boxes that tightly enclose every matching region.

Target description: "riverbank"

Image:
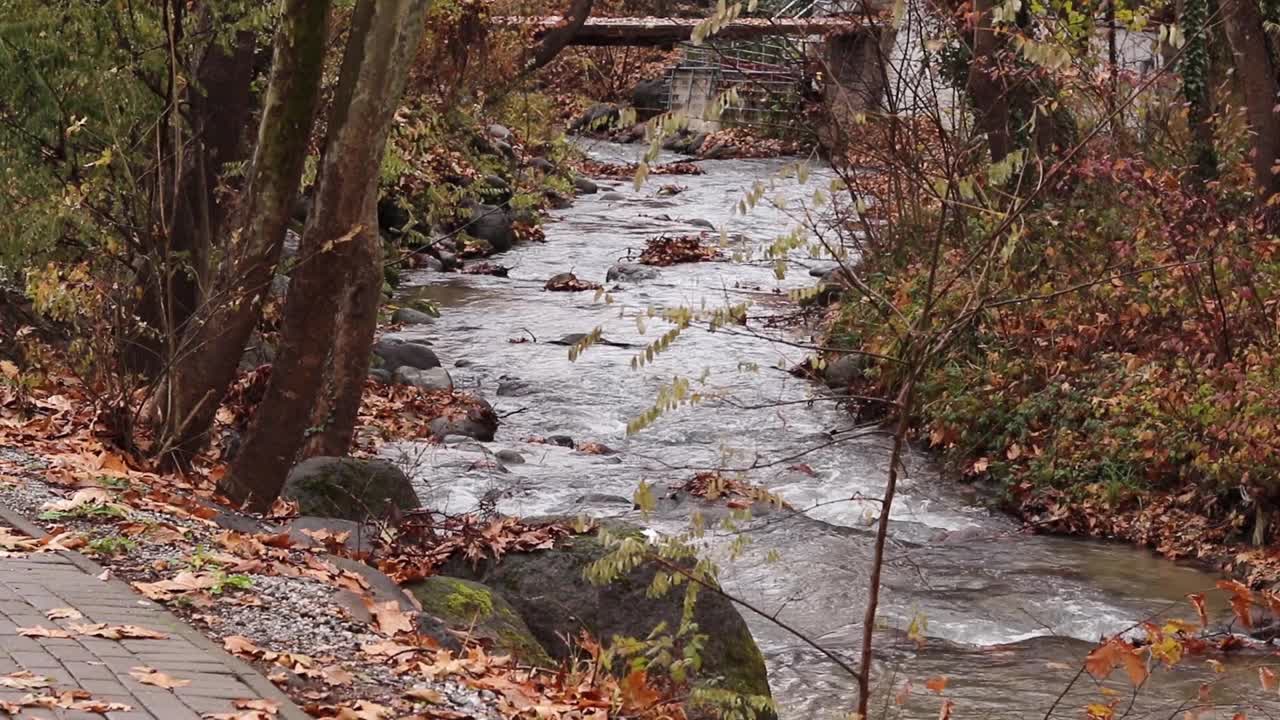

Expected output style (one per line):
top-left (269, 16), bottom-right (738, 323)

top-left (815, 150), bottom-right (1280, 589)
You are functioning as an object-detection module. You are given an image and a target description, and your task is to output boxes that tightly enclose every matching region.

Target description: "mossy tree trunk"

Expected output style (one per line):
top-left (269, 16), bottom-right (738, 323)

top-left (157, 0), bottom-right (331, 468)
top-left (223, 0), bottom-right (430, 510)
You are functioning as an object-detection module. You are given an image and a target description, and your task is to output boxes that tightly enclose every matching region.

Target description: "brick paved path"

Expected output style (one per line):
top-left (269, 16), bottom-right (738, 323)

top-left (0, 515), bottom-right (305, 720)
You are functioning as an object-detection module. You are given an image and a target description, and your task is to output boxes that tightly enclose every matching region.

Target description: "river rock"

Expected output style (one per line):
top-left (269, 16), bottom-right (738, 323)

top-left (487, 123), bottom-right (512, 140)
top-left (492, 139), bottom-right (514, 158)
top-left (436, 250), bottom-right (459, 271)
top-left (443, 521), bottom-right (773, 713)
top-left (496, 378), bottom-right (533, 397)
top-left (392, 307), bottom-right (435, 325)
top-left (570, 103), bottom-right (619, 133)
top-left (408, 576), bottom-right (553, 666)
top-left (632, 77), bottom-right (667, 120)
top-left (378, 197), bottom-right (411, 235)
top-left (464, 201), bottom-right (515, 253)
top-left (528, 157), bottom-right (555, 173)
top-left (572, 176), bottom-right (598, 195)
top-left (373, 339), bottom-right (440, 372)
top-left (393, 366), bottom-right (454, 392)
top-left (823, 354), bottom-right (869, 389)
top-left (662, 129), bottom-right (708, 155)
top-left (368, 368), bottom-right (392, 385)
top-left (282, 457), bottom-right (420, 522)
top-left (543, 189), bottom-right (573, 209)
top-left (546, 435), bottom-right (575, 449)
top-left (495, 449), bottom-right (525, 465)
top-left (686, 218), bottom-right (715, 230)
top-left (606, 262), bottom-right (660, 282)
top-left (427, 396), bottom-right (498, 442)
top-left (600, 192), bottom-right (627, 201)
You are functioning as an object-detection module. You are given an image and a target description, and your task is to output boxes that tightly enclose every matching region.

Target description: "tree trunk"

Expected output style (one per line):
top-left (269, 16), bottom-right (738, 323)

top-left (523, 0), bottom-right (594, 75)
top-left (1222, 0), bottom-right (1280, 199)
top-left (966, 0), bottom-right (1012, 163)
top-left (223, 0), bottom-right (430, 511)
top-left (129, 23), bottom-right (258, 376)
top-left (158, 0), bottom-right (330, 467)
top-left (301, 230), bottom-right (383, 458)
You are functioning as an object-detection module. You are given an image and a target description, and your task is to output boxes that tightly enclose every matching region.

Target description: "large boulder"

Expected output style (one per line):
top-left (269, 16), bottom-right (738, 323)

top-left (373, 339), bottom-right (440, 372)
top-left (465, 201), bottom-right (516, 253)
top-left (632, 78), bottom-right (667, 120)
top-left (282, 457), bottom-right (420, 522)
top-left (444, 522), bottom-right (773, 714)
top-left (427, 396), bottom-right (498, 442)
top-left (569, 103), bottom-right (619, 134)
top-left (408, 576), bottom-right (552, 666)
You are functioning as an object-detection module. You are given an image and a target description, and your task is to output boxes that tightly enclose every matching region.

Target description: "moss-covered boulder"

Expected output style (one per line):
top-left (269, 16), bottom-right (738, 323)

top-left (443, 521), bottom-right (774, 718)
top-left (281, 457), bottom-right (419, 522)
top-left (408, 576), bottom-right (553, 667)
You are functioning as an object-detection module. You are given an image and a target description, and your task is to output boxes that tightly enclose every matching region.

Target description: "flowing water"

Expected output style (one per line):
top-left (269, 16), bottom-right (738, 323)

top-left (384, 141), bottom-right (1275, 719)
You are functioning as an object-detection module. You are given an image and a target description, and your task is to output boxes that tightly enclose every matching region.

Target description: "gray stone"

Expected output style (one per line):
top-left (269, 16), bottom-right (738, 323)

top-left (685, 218), bottom-right (715, 230)
top-left (483, 174), bottom-right (510, 191)
top-left (464, 202), bottom-right (515, 253)
top-left (546, 435), bottom-right (575, 449)
top-left (373, 339), bottom-right (440, 372)
top-left (631, 77), bottom-right (667, 120)
top-left (392, 307), bottom-right (435, 325)
top-left (494, 450), bottom-right (525, 465)
top-left (444, 522), bottom-right (773, 712)
top-left (393, 366), bottom-right (454, 392)
top-left (572, 176), bottom-right (598, 195)
top-left (368, 368), bottom-right (392, 385)
top-left (285, 517), bottom-right (375, 555)
top-left (487, 123), bottom-right (512, 140)
top-left (606, 262), bottom-right (660, 283)
top-left (212, 511), bottom-right (267, 536)
top-left (496, 379), bottom-right (533, 397)
top-left (408, 577), bottom-right (551, 666)
top-left (528, 157), bottom-right (555, 173)
top-left (569, 103), bottom-right (619, 133)
top-left (282, 457), bottom-right (419, 522)
top-left (822, 354), bottom-right (869, 390)
top-left (427, 396), bottom-right (498, 442)
top-left (543, 189), bottom-right (573, 209)
top-left (442, 435), bottom-right (474, 445)
top-left (600, 192), bottom-right (627, 201)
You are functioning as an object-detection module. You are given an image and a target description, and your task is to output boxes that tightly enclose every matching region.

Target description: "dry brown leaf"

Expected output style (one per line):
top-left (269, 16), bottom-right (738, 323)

top-left (223, 635), bottom-right (264, 657)
top-left (925, 676), bottom-right (948, 693)
top-left (0, 671), bottom-right (52, 690)
top-left (18, 625), bottom-right (72, 638)
top-left (44, 607), bottom-right (82, 620)
top-left (130, 666), bottom-right (191, 690)
top-left (322, 665), bottom-right (354, 687)
top-left (364, 599), bottom-right (413, 635)
top-left (404, 686), bottom-right (445, 704)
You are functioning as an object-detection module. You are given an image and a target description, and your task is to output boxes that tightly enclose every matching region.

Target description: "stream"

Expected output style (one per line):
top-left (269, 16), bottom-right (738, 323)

top-left (384, 140), bottom-right (1275, 719)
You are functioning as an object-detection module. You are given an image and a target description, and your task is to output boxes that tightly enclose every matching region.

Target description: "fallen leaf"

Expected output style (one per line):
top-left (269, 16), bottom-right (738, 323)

top-left (404, 686), bottom-right (445, 704)
top-left (45, 608), bottom-right (82, 620)
top-left (0, 671), bottom-right (52, 689)
top-left (130, 667), bottom-right (190, 689)
top-left (18, 625), bottom-right (72, 638)
top-left (364, 599), bottom-right (413, 635)
top-left (322, 665), bottom-right (354, 687)
top-left (223, 635), bottom-right (264, 657)
top-left (925, 676), bottom-right (948, 693)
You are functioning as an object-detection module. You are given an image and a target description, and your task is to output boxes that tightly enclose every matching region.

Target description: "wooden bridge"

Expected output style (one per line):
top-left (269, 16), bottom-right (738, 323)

top-left (495, 14), bottom-right (886, 47)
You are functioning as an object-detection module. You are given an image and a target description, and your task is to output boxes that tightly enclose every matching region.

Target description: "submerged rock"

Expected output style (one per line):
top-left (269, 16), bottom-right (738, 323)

top-left (822, 354), bottom-right (869, 390)
top-left (572, 176), bottom-right (598, 195)
top-left (606, 262), bottom-right (660, 283)
top-left (464, 201), bottom-right (516, 253)
top-left (495, 449), bottom-right (526, 465)
top-left (282, 457), bottom-right (419, 522)
top-left (427, 396), bottom-right (499, 442)
top-left (569, 103), bottom-right (619, 134)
